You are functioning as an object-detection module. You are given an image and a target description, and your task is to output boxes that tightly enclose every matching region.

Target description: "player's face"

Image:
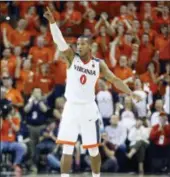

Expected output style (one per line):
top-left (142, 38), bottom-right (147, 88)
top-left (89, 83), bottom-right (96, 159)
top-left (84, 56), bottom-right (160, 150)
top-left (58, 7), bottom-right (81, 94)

top-left (77, 38), bottom-right (90, 57)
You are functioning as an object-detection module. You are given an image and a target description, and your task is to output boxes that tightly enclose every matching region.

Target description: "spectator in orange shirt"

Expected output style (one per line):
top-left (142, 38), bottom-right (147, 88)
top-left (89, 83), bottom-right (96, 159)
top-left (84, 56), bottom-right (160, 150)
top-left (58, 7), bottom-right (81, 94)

top-left (136, 33), bottom-right (154, 74)
top-left (8, 19), bottom-right (31, 48)
top-left (35, 24), bottom-right (53, 47)
top-left (0, 48), bottom-right (17, 78)
top-left (83, 8), bottom-right (97, 34)
top-left (1, 75), bottom-right (24, 108)
top-left (155, 6), bottom-right (170, 30)
top-left (139, 2), bottom-right (156, 22)
top-left (36, 63), bottom-right (54, 95)
top-left (16, 1), bottom-right (36, 18)
top-left (15, 58), bottom-right (35, 95)
top-left (0, 99), bottom-right (26, 175)
top-left (140, 62), bottom-right (159, 95)
top-left (155, 24), bottom-right (170, 73)
top-left (24, 6), bottom-right (40, 37)
top-left (95, 26), bottom-right (111, 58)
top-left (60, 2), bottom-right (82, 35)
top-left (140, 20), bottom-right (157, 44)
top-left (29, 36), bottom-right (54, 68)
top-left (0, 18), bottom-right (14, 48)
top-left (113, 55), bottom-right (134, 85)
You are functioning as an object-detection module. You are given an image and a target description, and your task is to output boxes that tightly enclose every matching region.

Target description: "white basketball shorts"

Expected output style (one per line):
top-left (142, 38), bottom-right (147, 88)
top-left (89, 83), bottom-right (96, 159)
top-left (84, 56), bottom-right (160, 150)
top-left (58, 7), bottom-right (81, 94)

top-left (56, 101), bottom-right (101, 149)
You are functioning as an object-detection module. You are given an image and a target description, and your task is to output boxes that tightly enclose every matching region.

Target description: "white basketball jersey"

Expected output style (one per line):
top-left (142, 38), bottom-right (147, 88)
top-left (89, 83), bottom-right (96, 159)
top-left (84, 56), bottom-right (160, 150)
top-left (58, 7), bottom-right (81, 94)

top-left (65, 54), bottom-right (100, 104)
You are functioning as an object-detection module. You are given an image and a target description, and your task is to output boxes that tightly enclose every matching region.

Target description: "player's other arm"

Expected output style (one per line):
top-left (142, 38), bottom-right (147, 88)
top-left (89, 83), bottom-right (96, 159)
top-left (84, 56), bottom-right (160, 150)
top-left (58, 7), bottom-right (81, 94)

top-left (100, 60), bottom-right (136, 97)
top-left (44, 7), bottom-right (74, 65)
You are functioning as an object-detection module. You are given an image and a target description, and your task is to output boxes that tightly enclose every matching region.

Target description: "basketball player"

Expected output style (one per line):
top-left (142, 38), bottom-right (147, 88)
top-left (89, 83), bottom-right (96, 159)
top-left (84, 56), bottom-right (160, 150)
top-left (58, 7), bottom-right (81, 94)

top-left (44, 7), bottom-right (140, 177)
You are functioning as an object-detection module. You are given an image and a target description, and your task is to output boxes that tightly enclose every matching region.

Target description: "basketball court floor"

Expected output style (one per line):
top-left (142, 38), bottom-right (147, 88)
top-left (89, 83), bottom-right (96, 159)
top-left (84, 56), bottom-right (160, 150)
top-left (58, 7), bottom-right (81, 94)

top-left (25, 173), bottom-right (168, 177)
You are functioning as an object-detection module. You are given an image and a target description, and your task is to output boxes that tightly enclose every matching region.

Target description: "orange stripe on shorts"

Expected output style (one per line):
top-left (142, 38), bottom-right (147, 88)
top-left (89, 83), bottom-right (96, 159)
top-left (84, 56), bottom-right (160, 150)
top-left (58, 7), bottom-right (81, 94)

top-left (56, 140), bottom-right (76, 146)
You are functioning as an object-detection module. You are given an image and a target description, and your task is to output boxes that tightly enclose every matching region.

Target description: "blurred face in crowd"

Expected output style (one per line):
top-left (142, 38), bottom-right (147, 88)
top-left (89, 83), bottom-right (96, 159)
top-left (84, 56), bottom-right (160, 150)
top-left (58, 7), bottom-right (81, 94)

top-left (157, 1), bottom-right (165, 8)
top-left (120, 5), bottom-right (127, 15)
top-left (48, 2), bottom-right (55, 11)
top-left (132, 20), bottom-right (140, 30)
top-left (100, 26), bottom-right (106, 36)
top-left (14, 46), bottom-right (22, 56)
top-left (162, 6), bottom-right (169, 15)
top-left (3, 49), bottom-right (11, 59)
top-left (37, 37), bottom-right (45, 48)
top-left (28, 6), bottom-right (36, 15)
top-left (160, 25), bottom-right (168, 35)
top-left (119, 56), bottom-right (128, 68)
top-left (134, 79), bottom-right (142, 90)
top-left (17, 19), bottom-right (27, 30)
top-left (91, 42), bottom-right (98, 53)
top-left (40, 25), bottom-right (47, 34)
top-left (143, 21), bottom-right (150, 30)
top-left (77, 37), bottom-right (91, 57)
top-left (155, 99), bottom-right (163, 112)
top-left (32, 88), bottom-right (42, 99)
top-left (66, 2), bottom-right (74, 10)
top-left (110, 115), bottom-right (119, 126)
top-left (2, 77), bottom-right (13, 88)
top-left (125, 33), bottom-right (132, 43)
top-left (144, 3), bottom-right (151, 12)
top-left (117, 24), bottom-right (124, 36)
top-left (55, 97), bottom-right (65, 110)
top-left (124, 96), bottom-right (132, 109)
top-left (127, 2), bottom-right (135, 11)
top-left (88, 9), bottom-right (96, 20)
top-left (142, 34), bottom-right (149, 44)
top-left (23, 59), bottom-right (31, 70)
top-left (83, 28), bottom-right (92, 36)
top-left (136, 119), bottom-right (143, 128)
top-left (159, 114), bottom-right (168, 126)
top-left (147, 62), bottom-right (155, 73)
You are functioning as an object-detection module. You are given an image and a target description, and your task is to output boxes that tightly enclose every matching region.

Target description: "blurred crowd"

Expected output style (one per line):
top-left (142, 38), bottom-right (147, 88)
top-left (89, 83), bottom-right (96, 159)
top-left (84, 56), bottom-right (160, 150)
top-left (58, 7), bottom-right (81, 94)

top-left (0, 1), bottom-right (170, 175)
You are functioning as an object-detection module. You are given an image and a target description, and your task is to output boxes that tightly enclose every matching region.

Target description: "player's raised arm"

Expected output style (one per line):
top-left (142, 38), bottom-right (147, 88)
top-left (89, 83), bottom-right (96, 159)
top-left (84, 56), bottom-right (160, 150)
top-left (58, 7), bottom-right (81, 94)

top-left (44, 7), bottom-right (74, 65)
top-left (100, 60), bottom-right (141, 101)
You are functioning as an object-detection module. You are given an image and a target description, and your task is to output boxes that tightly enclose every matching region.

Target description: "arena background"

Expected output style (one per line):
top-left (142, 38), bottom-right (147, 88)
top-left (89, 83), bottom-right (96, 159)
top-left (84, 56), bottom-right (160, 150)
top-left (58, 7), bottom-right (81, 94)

top-left (0, 1), bottom-right (170, 177)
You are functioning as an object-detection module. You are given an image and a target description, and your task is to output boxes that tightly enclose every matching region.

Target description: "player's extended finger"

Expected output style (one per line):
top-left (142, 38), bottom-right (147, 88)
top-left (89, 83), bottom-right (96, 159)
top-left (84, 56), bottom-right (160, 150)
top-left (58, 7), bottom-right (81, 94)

top-left (46, 6), bottom-right (52, 14)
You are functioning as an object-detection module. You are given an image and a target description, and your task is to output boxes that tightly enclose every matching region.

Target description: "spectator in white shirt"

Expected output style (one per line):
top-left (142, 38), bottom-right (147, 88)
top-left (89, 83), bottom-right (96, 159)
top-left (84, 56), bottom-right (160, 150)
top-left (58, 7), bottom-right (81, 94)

top-left (133, 79), bottom-right (147, 119)
top-left (164, 85), bottom-right (170, 119)
top-left (150, 99), bottom-right (164, 127)
top-left (105, 115), bottom-right (127, 172)
top-left (96, 79), bottom-right (114, 127)
top-left (118, 96), bottom-right (137, 131)
top-left (127, 119), bottom-right (150, 174)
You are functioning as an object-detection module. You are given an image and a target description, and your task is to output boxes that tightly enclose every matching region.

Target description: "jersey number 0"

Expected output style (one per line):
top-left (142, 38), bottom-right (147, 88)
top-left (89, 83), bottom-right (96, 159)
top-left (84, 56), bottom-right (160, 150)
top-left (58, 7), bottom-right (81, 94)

top-left (80, 74), bottom-right (87, 85)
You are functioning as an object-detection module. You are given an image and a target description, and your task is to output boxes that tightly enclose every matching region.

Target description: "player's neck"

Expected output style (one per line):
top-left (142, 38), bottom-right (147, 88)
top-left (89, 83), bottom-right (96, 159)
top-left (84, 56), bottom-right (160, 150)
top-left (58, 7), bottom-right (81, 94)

top-left (81, 53), bottom-right (91, 63)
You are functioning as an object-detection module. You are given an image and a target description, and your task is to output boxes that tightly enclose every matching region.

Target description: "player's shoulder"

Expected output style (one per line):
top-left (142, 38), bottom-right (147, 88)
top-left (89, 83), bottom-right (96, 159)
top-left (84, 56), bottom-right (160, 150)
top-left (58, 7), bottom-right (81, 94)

top-left (92, 57), bottom-right (102, 63)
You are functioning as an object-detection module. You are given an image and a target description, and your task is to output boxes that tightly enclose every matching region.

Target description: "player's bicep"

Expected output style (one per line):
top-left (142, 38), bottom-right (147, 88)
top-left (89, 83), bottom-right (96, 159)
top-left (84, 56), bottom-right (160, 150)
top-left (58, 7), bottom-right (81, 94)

top-left (100, 60), bottom-right (117, 83)
top-left (61, 48), bottom-right (74, 66)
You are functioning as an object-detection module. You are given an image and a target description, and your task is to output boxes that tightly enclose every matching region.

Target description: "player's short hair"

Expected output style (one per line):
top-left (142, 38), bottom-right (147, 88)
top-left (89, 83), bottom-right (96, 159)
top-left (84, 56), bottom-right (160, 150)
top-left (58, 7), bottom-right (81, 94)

top-left (77, 35), bottom-right (92, 44)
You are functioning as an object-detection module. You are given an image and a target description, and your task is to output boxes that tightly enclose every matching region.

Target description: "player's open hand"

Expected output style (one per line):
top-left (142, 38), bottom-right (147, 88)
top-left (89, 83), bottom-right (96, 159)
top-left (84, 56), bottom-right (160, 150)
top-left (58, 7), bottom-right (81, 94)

top-left (43, 7), bottom-right (55, 23)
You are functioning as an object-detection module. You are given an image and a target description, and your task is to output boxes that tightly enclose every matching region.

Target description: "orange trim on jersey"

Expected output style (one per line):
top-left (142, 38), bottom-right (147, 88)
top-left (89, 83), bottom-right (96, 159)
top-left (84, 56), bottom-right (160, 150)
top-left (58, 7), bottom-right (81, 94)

top-left (83, 143), bottom-right (100, 149)
top-left (56, 140), bottom-right (76, 146)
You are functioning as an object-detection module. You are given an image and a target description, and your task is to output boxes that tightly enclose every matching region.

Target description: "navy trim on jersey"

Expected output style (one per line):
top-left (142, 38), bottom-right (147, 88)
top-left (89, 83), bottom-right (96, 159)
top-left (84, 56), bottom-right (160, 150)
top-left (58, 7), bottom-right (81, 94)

top-left (92, 57), bottom-right (102, 62)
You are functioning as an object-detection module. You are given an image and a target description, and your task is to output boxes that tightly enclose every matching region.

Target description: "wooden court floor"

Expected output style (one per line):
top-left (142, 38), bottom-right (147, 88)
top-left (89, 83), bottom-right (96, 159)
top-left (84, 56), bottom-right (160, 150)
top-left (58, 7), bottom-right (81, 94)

top-left (0, 172), bottom-right (168, 177)
top-left (25, 173), bottom-right (168, 177)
